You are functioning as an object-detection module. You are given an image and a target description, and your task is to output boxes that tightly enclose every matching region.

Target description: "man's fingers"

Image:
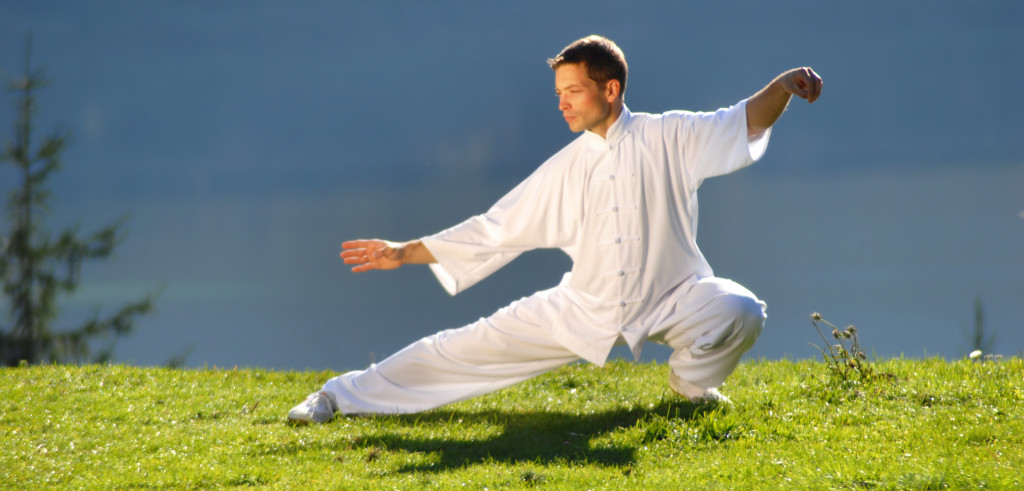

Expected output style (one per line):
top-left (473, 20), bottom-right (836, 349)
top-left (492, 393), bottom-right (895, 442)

top-left (798, 78), bottom-right (813, 101)
top-left (341, 248), bottom-right (385, 263)
top-left (340, 241), bottom-right (397, 273)
top-left (340, 245), bottom-right (375, 270)
top-left (805, 76), bottom-right (819, 103)
top-left (783, 67), bottom-right (822, 103)
top-left (801, 67), bottom-right (822, 103)
top-left (340, 249), bottom-right (364, 259)
top-left (345, 253), bottom-right (378, 272)
top-left (342, 240), bottom-right (374, 250)
top-left (796, 82), bottom-right (811, 100)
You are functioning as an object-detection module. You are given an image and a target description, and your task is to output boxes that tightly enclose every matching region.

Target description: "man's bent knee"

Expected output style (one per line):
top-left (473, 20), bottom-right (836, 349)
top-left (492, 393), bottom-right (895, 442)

top-left (727, 293), bottom-right (766, 345)
top-left (696, 293), bottom-right (765, 352)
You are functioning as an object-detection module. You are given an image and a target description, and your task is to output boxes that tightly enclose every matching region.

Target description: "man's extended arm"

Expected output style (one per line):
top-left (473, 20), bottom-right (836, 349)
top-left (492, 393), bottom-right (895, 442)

top-left (746, 67), bottom-right (822, 137)
top-left (341, 239), bottom-right (436, 273)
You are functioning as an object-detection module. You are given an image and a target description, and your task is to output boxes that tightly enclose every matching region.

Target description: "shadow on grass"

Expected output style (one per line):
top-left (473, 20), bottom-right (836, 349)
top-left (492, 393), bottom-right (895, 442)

top-left (345, 398), bottom-right (721, 473)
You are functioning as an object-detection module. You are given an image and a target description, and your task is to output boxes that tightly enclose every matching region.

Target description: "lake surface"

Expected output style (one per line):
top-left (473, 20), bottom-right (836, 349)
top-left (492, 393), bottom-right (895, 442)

top-left (45, 163), bottom-right (1022, 370)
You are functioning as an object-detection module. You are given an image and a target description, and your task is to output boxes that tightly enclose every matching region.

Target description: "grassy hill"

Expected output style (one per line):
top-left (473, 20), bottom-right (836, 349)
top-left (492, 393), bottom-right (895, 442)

top-left (2, 357), bottom-right (1021, 489)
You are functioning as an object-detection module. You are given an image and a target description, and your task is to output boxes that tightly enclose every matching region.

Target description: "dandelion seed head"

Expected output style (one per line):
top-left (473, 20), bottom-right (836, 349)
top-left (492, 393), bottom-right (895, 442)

top-left (969, 350), bottom-right (982, 360)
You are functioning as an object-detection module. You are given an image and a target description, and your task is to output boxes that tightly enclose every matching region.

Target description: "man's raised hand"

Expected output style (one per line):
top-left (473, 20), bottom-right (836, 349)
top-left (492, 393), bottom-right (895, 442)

top-left (780, 67), bottom-right (822, 104)
top-left (746, 66), bottom-right (823, 136)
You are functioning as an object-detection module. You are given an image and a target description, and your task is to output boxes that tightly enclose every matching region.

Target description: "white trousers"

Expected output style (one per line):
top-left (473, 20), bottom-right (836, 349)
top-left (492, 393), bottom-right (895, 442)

top-left (322, 276), bottom-right (765, 415)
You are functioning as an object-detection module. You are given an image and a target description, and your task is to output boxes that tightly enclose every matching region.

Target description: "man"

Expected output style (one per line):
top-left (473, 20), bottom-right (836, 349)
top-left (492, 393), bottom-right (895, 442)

top-left (288, 35), bottom-right (822, 423)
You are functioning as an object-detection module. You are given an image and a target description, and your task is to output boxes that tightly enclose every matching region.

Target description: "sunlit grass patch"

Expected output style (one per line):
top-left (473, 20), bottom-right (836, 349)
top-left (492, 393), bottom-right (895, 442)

top-left (2, 356), bottom-right (1022, 489)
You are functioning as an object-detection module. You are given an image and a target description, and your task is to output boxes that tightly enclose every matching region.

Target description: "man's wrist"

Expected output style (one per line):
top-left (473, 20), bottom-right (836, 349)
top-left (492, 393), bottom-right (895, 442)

top-left (399, 240), bottom-right (437, 265)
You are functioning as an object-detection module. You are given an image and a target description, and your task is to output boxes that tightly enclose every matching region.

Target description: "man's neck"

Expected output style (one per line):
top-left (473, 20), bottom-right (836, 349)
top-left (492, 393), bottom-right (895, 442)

top-left (590, 101), bottom-right (624, 139)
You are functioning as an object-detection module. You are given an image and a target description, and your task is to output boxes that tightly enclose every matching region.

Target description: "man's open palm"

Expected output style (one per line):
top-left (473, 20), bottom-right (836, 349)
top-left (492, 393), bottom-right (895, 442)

top-left (341, 240), bottom-right (404, 272)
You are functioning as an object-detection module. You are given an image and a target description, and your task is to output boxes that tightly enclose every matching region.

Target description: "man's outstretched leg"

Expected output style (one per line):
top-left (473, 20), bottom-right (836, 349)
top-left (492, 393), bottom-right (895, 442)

top-left (288, 301), bottom-right (580, 423)
top-left (648, 276), bottom-right (766, 404)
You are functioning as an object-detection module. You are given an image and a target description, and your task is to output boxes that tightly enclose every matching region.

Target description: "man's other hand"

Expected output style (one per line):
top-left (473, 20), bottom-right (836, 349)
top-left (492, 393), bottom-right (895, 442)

top-left (341, 240), bottom-right (406, 272)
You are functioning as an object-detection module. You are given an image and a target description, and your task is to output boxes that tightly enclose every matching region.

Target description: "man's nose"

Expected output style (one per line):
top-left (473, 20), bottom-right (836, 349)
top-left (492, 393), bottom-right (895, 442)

top-left (558, 95), bottom-right (569, 111)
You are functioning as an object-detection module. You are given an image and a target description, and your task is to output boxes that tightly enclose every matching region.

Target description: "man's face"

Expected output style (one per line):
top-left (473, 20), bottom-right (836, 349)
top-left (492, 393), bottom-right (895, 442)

top-left (555, 63), bottom-right (615, 137)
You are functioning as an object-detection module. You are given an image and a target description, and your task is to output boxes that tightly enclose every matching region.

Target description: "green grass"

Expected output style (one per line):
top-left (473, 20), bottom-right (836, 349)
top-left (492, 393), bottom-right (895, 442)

top-left (2, 358), bottom-right (1022, 489)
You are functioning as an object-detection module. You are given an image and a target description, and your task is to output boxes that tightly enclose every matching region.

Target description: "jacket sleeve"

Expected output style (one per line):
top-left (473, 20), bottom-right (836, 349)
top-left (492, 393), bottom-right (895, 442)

top-left (664, 98), bottom-right (772, 187)
top-left (420, 144), bottom-right (583, 295)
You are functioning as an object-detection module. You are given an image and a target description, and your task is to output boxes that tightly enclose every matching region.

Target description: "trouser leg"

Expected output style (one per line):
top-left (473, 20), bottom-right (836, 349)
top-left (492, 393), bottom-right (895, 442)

top-left (647, 277), bottom-right (766, 395)
top-left (321, 304), bottom-right (580, 415)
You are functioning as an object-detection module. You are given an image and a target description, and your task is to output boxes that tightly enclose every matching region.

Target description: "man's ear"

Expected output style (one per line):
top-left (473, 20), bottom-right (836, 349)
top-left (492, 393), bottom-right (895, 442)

top-left (605, 79), bottom-right (621, 102)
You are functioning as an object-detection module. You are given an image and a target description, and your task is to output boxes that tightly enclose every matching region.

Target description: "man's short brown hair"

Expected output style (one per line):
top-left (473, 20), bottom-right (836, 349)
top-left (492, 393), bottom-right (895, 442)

top-left (548, 35), bottom-right (628, 96)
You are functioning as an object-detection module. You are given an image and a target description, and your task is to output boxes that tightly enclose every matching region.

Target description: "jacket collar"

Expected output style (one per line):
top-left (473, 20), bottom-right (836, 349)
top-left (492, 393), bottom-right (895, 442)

top-left (583, 104), bottom-right (632, 148)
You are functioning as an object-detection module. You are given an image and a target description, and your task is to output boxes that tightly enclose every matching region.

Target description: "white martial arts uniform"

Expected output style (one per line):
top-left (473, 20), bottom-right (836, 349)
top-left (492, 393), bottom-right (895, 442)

top-left (323, 100), bottom-right (772, 415)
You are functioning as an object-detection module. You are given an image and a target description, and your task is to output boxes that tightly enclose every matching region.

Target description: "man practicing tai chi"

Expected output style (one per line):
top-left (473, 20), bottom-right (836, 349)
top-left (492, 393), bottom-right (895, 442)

top-left (288, 35), bottom-right (822, 423)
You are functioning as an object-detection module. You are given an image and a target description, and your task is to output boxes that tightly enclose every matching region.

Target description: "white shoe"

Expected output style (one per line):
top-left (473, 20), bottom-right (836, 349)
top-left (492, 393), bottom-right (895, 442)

top-left (287, 391), bottom-right (336, 424)
top-left (694, 387), bottom-right (732, 405)
top-left (668, 371), bottom-right (732, 405)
